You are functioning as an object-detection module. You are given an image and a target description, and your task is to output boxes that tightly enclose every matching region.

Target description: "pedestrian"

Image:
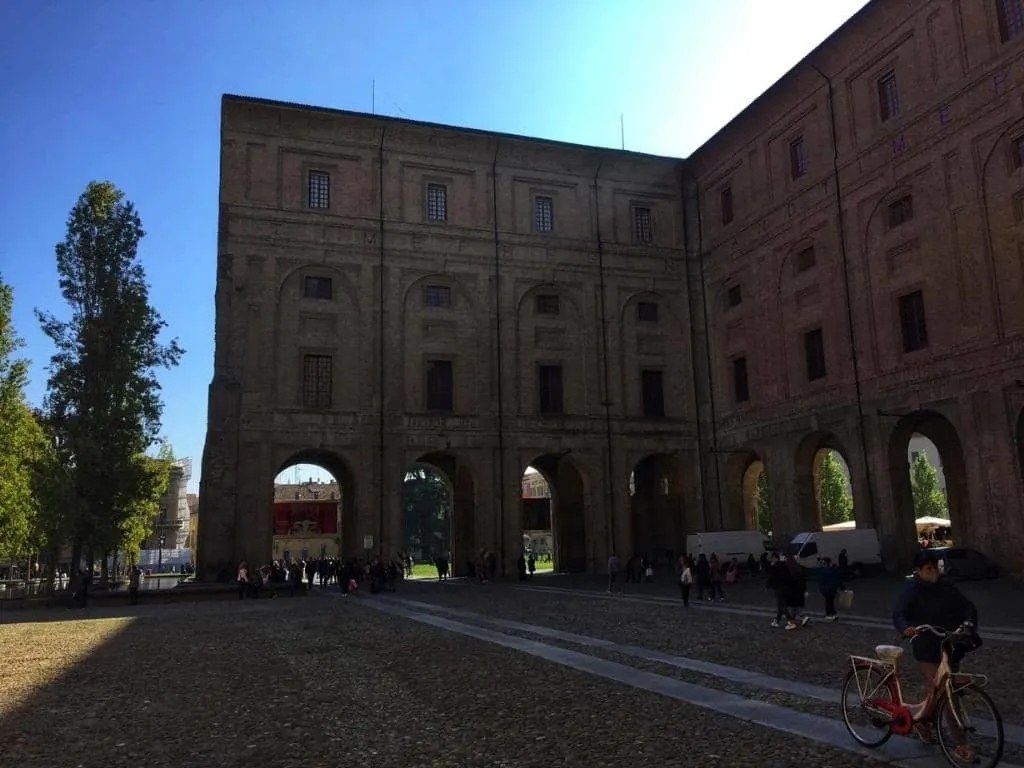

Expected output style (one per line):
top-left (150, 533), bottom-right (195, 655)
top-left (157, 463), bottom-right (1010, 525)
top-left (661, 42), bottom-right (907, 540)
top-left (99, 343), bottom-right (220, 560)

top-left (237, 561), bottom-right (248, 600)
top-left (765, 552), bottom-right (790, 627)
top-left (695, 554), bottom-right (710, 601)
top-left (708, 554), bottom-right (725, 602)
top-left (129, 566), bottom-right (141, 605)
top-left (679, 557), bottom-right (693, 606)
top-left (817, 556), bottom-right (844, 621)
top-left (607, 551), bottom-right (620, 593)
top-left (784, 554), bottom-right (811, 630)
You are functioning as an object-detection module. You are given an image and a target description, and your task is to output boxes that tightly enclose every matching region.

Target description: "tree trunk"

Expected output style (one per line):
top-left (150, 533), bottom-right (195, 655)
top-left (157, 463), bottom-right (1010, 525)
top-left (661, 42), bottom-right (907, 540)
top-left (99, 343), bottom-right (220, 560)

top-left (70, 538), bottom-right (83, 576)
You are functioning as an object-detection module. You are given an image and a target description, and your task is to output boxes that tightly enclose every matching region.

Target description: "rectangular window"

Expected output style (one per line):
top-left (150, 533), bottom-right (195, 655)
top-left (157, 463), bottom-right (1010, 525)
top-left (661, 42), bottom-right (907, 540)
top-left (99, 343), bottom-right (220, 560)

top-left (303, 276), bottom-right (333, 300)
top-left (804, 327), bottom-right (827, 381)
top-left (796, 247), bottom-right (816, 272)
top-left (538, 364), bottom-right (564, 415)
top-left (426, 183), bottom-right (447, 222)
top-left (308, 170), bottom-right (330, 209)
top-left (898, 290), bottom-right (929, 352)
top-left (637, 301), bottom-right (659, 323)
top-left (424, 284), bottom-right (451, 308)
top-left (535, 294), bottom-right (560, 315)
top-left (727, 284), bottom-right (742, 307)
top-left (641, 369), bottom-right (665, 420)
top-left (534, 196), bottom-right (554, 233)
top-left (301, 354), bottom-right (333, 409)
top-left (425, 360), bottom-right (454, 412)
top-left (732, 357), bottom-right (749, 403)
top-left (720, 187), bottom-right (734, 225)
top-left (997, 0), bottom-right (1024, 42)
top-left (888, 195), bottom-right (914, 228)
top-left (877, 70), bottom-right (900, 122)
top-left (1013, 136), bottom-right (1024, 168)
top-left (633, 206), bottom-right (653, 243)
top-left (790, 137), bottom-right (807, 179)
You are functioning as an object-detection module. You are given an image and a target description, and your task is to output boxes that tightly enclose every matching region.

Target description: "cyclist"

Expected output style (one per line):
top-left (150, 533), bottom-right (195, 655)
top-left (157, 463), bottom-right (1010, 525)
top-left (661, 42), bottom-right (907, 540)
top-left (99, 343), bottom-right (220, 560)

top-left (892, 548), bottom-right (980, 757)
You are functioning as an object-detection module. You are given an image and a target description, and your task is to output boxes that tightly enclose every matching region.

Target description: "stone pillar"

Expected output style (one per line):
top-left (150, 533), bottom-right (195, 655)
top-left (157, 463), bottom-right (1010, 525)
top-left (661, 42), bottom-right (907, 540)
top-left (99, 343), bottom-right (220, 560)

top-left (196, 378), bottom-right (241, 582)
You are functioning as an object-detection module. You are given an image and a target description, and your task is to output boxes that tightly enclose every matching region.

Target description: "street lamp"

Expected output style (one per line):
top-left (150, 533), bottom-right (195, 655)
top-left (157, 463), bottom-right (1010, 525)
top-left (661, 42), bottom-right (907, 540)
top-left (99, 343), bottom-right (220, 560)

top-left (158, 534), bottom-right (166, 573)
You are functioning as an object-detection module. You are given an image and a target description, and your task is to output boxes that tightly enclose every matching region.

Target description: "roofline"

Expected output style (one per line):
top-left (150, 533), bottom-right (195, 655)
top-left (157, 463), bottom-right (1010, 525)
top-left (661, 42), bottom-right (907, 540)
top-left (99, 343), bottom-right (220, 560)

top-left (689, 0), bottom-right (878, 160)
top-left (222, 94), bottom-right (684, 164)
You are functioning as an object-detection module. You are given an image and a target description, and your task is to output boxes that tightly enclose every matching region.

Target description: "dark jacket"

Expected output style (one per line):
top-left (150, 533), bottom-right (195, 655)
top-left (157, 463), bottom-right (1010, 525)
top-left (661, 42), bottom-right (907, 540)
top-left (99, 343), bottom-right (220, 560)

top-left (892, 577), bottom-right (978, 634)
top-left (765, 561), bottom-right (790, 593)
top-left (816, 565), bottom-right (843, 593)
top-left (785, 564), bottom-right (807, 607)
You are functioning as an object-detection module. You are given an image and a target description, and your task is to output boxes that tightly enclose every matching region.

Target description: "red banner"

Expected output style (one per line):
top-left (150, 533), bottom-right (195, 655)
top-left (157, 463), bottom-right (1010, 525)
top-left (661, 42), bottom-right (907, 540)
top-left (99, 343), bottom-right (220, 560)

top-left (273, 501), bottom-right (338, 535)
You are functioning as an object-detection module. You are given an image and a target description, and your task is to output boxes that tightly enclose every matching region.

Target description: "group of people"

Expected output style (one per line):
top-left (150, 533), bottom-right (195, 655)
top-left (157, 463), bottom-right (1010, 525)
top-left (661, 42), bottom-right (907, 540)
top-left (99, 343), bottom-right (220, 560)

top-left (236, 555), bottom-right (408, 598)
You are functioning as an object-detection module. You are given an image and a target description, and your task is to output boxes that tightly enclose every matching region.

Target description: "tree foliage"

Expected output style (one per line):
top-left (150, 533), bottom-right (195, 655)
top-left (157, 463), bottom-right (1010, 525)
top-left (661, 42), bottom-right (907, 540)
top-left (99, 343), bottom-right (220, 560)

top-left (818, 450), bottom-right (854, 526)
top-left (0, 276), bottom-right (49, 560)
top-left (910, 451), bottom-right (948, 519)
top-left (34, 181), bottom-right (183, 564)
top-left (753, 469), bottom-right (773, 536)
top-left (402, 465), bottom-right (451, 559)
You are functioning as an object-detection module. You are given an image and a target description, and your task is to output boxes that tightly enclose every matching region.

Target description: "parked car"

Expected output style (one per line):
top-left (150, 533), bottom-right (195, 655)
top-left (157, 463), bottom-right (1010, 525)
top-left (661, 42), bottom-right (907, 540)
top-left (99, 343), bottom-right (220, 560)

top-left (931, 547), bottom-right (1001, 580)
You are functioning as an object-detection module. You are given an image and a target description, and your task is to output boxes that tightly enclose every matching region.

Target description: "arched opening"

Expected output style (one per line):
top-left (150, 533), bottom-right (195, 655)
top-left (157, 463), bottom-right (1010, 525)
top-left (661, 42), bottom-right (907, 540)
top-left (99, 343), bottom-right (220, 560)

top-left (795, 432), bottom-right (855, 531)
top-left (628, 453), bottom-right (686, 572)
top-left (402, 452), bottom-right (477, 578)
top-left (742, 459), bottom-right (773, 536)
top-left (520, 467), bottom-right (555, 573)
top-left (888, 411), bottom-right (968, 556)
top-left (1017, 408), bottom-right (1024, 493)
top-left (525, 453), bottom-right (588, 573)
top-left (401, 462), bottom-right (452, 578)
top-left (273, 449), bottom-right (355, 574)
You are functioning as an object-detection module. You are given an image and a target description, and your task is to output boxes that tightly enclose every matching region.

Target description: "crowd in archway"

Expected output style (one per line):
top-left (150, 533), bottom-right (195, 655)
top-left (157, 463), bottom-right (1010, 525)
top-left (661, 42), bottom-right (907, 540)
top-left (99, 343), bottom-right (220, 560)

top-left (235, 554), bottom-right (409, 597)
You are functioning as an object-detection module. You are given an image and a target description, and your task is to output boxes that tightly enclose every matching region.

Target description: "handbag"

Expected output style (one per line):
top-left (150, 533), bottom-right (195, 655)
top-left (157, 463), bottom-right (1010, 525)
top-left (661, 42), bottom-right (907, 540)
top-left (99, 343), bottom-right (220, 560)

top-left (645, 567), bottom-right (654, 577)
top-left (837, 589), bottom-right (854, 610)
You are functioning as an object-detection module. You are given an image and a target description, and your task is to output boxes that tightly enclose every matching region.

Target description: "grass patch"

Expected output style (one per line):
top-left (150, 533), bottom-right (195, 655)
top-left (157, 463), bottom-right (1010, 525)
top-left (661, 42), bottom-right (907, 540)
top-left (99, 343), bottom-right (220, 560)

top-left (407, 561), bottom-right (554, 578)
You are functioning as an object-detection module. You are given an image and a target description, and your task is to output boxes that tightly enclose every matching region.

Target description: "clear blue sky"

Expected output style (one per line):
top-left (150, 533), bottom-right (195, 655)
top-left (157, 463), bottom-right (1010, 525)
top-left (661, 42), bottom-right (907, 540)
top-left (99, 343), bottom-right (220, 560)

top-left (0, 1), bottom-right (868, 491)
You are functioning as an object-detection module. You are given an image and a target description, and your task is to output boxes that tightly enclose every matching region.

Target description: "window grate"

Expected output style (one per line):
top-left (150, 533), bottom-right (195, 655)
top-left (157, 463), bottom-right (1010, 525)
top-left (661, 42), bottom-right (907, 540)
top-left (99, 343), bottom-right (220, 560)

top-left (424, 285), bottom-right (451, 308)
top-left (796, 247), bottom-right (816, 272)
top-left (720, 187), bottom-right (734, 225)
top-left (535, 196), bottom-right (554, 233)
top-left (637, 301), bottom-right (659, 323)
top-left (641, 369), bottom-right (665, 420)
top-left (727, 284), bottom-right (742, 307)
top-left (790, 137), bottom-right (807, 179)
top-left (535, 294), bottom-right (560, 315)
top-left (732, 357), bottom-right (749, 403)
top-left (634, 207), bottom-right (652, 243)
top-left (308, 171), bottom-right (330, 209)
top-left (998, 0), bottom-right (1024, 42)
top-left (804, 328), bottom-right (826, 381)
top-left (303, 276), bottom-right (333, 300)
top-left (898, 290), bottom-right (928, 352)
top-left (877, 71), bottom-right (900, 122)
top-left (302, 354), bottom-right (333, 409)
top-left (538, 364), bottom-right (563, 415)
top-left (426, 360), bottom-right (453, 412)
top-left (888, 195), bottom-right (914, 228)
top-left (426, 183), bottom-right (447, 222)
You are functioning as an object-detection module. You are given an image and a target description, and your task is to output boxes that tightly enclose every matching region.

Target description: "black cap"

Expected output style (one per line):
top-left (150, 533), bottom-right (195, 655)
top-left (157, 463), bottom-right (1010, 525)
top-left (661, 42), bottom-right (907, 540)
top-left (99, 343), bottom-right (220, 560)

top-left (913, 549), bottom-right (940, 569)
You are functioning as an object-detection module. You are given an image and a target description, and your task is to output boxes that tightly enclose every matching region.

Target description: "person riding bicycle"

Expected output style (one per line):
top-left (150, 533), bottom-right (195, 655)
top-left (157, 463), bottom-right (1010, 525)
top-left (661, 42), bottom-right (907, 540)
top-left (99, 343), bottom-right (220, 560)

top-left (892, 548), bottom-right (980, 754)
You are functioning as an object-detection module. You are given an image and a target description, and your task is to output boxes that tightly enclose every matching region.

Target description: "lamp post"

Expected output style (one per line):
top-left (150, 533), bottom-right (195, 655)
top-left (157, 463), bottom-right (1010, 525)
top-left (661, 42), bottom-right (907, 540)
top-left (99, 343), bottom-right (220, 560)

top-left (158, 534), bottom-right (166, 573)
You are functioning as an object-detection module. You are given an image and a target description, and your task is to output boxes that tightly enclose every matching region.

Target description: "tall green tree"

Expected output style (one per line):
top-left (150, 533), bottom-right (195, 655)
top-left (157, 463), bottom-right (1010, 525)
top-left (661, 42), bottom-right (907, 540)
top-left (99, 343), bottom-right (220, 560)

top-left (402, 465), bottom-right (451, 559)
top-left (753, 469), bottom-right (773, 536)
top-left (0, 276), bottom-right (47, 560)
top-left (35, 181), bottom-right (183, 569)
top-left (910, 451), bottom-right (948, 519)
top-left (818, 450), bottom-right (854, 525)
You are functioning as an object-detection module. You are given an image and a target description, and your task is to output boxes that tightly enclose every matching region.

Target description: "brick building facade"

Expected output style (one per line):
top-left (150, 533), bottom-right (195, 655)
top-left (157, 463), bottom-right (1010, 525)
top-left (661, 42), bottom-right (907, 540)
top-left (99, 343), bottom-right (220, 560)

top-left (198, 0), bottom-right (1024, 579)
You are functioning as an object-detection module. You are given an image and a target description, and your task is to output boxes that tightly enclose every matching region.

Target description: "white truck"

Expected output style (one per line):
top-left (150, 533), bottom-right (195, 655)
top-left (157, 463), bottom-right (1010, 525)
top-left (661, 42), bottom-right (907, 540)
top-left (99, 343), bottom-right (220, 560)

top-left (686, 531), bottom-right (770, 564)
top-left (785, 528), bottom-right (883, 576)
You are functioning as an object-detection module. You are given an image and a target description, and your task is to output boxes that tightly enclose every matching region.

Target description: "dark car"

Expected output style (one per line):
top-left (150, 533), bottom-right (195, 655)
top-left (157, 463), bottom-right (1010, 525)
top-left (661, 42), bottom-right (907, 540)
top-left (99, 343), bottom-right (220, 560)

top-left (931, 547), bottom-right (1001, 580)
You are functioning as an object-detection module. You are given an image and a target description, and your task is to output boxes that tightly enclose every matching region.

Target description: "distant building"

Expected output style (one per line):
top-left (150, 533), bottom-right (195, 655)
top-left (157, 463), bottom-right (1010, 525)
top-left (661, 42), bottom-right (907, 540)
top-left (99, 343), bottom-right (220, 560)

top-left (144, 458), bottom-right (191, 551)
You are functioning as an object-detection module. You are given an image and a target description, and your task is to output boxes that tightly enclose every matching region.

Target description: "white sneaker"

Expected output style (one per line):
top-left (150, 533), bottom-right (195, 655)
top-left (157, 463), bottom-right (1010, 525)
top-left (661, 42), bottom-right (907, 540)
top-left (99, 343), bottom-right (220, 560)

top-left (769, 618), bottom-right (779, 628)
top-left (825, 615), bottom-right (837, 622)
top-left (785, 621), bottom-right (798, 630)
top-left (800, 615), bottom-right (811, 627)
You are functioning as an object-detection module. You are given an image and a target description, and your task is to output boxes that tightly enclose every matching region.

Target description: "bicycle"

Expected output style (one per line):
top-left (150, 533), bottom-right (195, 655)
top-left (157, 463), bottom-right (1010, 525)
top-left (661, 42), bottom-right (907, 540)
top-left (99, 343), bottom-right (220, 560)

top-left (840, 623), bottom-right (1004, 766)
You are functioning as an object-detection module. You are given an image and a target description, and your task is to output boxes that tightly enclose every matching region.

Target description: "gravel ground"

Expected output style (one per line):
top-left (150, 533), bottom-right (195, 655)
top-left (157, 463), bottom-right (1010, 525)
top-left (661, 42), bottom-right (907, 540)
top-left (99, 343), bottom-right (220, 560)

top-left (398, 581), bottom-right (1024, 726)
top-left (0, 598), bottom-right (897, 768)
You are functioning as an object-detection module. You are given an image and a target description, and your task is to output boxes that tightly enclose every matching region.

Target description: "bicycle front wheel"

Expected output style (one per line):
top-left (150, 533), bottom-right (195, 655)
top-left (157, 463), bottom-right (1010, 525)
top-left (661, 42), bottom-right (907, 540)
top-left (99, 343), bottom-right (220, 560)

top-left (935, 684), bottom-right (1004, 768)
top-left (840, 666), bottom-right (895, 748)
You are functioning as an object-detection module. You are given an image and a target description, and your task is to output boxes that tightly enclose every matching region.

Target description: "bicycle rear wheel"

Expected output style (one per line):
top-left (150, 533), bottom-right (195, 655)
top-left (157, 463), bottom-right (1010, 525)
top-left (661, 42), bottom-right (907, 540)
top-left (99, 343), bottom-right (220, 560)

top-left (935, 684), bottom-right (1003, 768)
top-left (840, 666), bottom-right (896, 748)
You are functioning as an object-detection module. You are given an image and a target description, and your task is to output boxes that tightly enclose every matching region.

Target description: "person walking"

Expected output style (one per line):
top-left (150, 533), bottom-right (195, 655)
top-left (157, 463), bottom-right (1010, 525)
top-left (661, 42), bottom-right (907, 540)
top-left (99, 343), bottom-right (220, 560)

top-left (679, 557), bottom-right (693, 607)
top-left (129, 566), bottom-right (141, 606)
top-left (607, 552), bottom-right (620, 593)
top-left (765, 552), bottom-right (791, 627)
top-left (784, 554), bottom-right (811, 630)
top-left (816, 556), bottom-right (844, 621)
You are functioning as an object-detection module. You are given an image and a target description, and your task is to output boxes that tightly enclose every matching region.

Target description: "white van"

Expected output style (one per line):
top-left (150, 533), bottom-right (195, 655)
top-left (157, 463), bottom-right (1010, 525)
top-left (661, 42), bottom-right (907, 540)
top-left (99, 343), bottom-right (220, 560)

top-left (686, 531), bottom-right (770, 565)
top-left (786, 529), bottom-right (882, 576)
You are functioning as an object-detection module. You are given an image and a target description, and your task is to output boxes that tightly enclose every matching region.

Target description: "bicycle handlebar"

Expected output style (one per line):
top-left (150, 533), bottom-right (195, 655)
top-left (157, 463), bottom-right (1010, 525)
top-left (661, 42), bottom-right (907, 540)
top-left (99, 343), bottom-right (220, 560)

top-left (908, 622), bottom-right (974, 639)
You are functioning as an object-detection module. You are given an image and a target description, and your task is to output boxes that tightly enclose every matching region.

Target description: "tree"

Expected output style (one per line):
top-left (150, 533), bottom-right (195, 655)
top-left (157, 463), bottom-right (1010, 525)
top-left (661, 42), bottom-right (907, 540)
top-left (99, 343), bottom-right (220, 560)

top-left (35, 181), bottom-right (183, 570)
top-left (818, 450), bottom-right (854, 526)
top-left (402, 465), bottom-right (451, 559)
top-left (910, 451), bottom-right (948, 519)
top-left (753, 470), bottom-right (773, 536)
top-left (0, 276), bottom-right (48, 561)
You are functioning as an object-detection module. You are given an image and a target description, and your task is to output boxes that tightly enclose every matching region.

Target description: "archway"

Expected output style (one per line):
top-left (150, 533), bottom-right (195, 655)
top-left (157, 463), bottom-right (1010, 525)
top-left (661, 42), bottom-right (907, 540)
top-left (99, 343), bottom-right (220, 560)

top-left (742, 459), bottom-right (773, 536)
top-left (401, 462), bottom-right (452, 577)
top-left (795, 432), bottom-right (855, 531)
top-left (273, 449), bottom-right (355, 572)
top-left (722, 448), bottom-right (769, 533)
top-left (888, 411), bottom-right (968, 554)
top-left (403, 452), bottom-right (476, 577)
top-left (520, 466), bottom-right (555, 573)
top-left (628, 453), bottom-right (686, 570)
top-left (525, 454), bottom-right (588, 573)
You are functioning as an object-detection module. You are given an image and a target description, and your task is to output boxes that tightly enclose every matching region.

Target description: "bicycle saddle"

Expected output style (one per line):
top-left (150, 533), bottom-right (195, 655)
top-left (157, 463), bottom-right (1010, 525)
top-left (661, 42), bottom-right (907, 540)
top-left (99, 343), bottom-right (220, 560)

top-left (875, 644), bottom-right (904, 661)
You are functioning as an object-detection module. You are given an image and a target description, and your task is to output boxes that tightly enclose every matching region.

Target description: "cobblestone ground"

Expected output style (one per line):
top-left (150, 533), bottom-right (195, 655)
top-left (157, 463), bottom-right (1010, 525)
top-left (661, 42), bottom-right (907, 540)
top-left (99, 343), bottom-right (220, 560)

top-left (1, 575), bottom-right (1019, 767)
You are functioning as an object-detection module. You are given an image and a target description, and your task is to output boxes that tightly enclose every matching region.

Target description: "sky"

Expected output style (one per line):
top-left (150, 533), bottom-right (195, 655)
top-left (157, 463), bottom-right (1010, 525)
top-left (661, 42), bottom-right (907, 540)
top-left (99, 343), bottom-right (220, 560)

top-left (0, 0), bottom-right (870, 491)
